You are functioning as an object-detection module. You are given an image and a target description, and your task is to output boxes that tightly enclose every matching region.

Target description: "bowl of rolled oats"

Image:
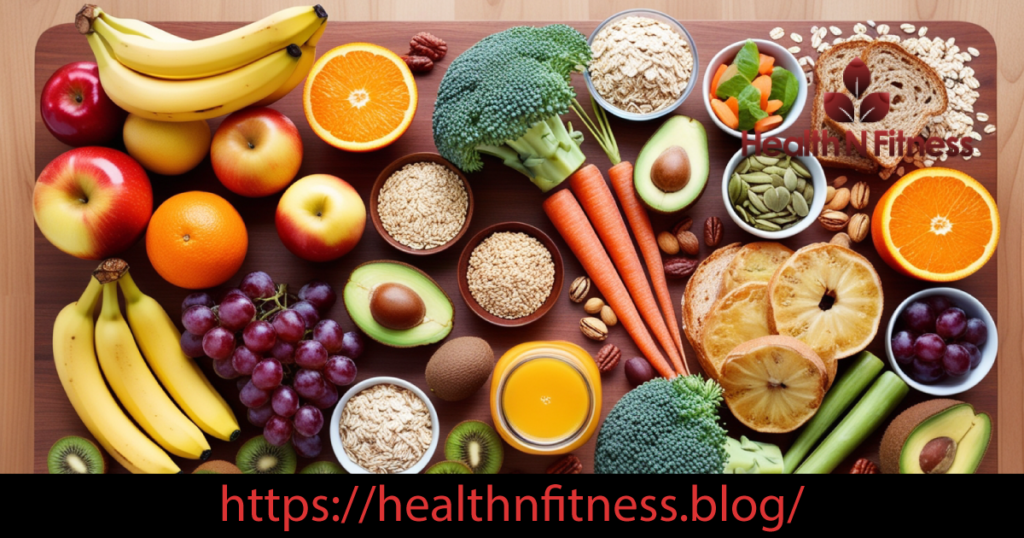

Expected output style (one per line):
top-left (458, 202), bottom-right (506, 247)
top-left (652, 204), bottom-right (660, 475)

top-left (584, 9), bottom-right (698, 121)
top-left (330, 376), bottom-right (439, 474)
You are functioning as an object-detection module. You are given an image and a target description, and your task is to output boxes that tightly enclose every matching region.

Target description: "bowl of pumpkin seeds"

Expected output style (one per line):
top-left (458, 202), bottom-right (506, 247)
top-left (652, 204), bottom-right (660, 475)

top-left (721, 145), bottom-right (826, 239)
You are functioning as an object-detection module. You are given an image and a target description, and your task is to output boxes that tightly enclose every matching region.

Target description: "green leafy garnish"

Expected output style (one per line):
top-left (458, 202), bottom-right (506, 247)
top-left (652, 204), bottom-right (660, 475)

top-left (734, 40), bottom-right (761, 81)
top-left (736, 85), bottom-right (768, 131)
top-left (769, 67), bottom-right (800, 117)
top-left (715, 73), bottom-right (751, 100)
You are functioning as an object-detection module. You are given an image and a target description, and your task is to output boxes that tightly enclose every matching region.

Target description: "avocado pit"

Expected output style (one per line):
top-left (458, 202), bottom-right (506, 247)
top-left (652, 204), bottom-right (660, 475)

top-left (370, 282), bottom-right (426, 331)
top-left (651, 145), bottom-right (691, 193)
top-left (919, 436), bottom-right (957, 474)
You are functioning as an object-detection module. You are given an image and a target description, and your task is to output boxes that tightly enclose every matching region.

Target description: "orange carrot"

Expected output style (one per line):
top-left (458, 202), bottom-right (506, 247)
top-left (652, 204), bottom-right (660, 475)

top-left (765, 99), bottom-right (784, 114)
top-left (725, 96), bottom-right (739, 117)
top-left (758, 53), bottom-right (775, 76)
top-left (755, 114), bottom-right (784, 133)
top-left (709, 64), bottom-right (727, 100)
top-left (569, 164), bottom-right (686, 375)
top-left (606, 162), bottom-right (688, 374)
top-left (711, 99), bottom-right (739, 129)
top-left (543, 189), bottom-right (677, 379)
top-left (752, 75), bottom-right (772, 111)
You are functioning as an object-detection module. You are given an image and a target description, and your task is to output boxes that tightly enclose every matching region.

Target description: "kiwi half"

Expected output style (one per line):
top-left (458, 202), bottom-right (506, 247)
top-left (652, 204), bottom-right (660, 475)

top-left (194, 460), bottom-right (242, 474)
top-left (47, 436), bottom-right (106, 474)
top-left (444, 420), bottom-right (503, 474)
top-left (300, 461), bottom-right (347, 474)
top-left (425, 461), bottom-right (473, 474)
top-left (236, 436), bottom-right (297, 474)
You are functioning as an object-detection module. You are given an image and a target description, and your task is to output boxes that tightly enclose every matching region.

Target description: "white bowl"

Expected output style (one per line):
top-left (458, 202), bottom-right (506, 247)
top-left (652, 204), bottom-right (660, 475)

top-left (702, 39), bottom-right (808, 138)
top-left (721, 144), bottom-right (825, 239)
top-left (583, 8), bottom-right (699, 121)
top-left (886, 288), bottom-right (997, 396)
top-left (329, 376), bottom-right (439, 474)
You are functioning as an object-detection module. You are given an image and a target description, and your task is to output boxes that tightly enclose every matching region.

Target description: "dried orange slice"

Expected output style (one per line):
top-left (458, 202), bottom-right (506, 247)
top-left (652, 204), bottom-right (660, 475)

top-left (303, 43), bottom-right (417, 152)
top-left (872, 167), bottom-right (999, 281)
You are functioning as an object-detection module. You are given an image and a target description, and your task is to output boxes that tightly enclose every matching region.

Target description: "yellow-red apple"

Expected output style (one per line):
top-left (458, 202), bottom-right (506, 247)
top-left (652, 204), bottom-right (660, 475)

top-left (123, 114), bottom-right (211, 176)
top-left (211, 107), bottom-right (303, 197)
top-left (275, 174), bottom-right (365, 262)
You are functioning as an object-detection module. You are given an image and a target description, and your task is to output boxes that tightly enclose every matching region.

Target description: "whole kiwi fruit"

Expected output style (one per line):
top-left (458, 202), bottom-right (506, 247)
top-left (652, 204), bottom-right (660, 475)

top-left (425, 337), bottom-right (494, 401)
top-left (47, 436), bottom-right (106, 474)
top-left (444, 420), bottom-right (503, 474)
top-left (236, 436), bottom-right (297, 474)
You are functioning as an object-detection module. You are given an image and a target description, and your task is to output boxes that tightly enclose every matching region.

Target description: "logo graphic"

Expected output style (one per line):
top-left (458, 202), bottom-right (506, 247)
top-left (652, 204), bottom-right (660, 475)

top-left (823, 57), bottom-right (890, 123)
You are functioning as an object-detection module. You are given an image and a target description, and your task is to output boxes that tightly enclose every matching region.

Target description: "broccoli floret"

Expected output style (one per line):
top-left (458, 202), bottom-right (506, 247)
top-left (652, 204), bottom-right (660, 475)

top-left (594, 375), bottom-right (730, 474)
top-left (432, 25), bottom-right (591, 192)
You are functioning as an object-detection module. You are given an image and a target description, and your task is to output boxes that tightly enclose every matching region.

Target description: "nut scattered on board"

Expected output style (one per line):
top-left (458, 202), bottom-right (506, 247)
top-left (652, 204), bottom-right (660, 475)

top-left (657, 231), bottom-right (680, 255)
top-left (409, 32), bottom-right (448, 61)
top-left (663, 256), bottom-right (698, 279)
top-left (580, 317), bottom-right (609, 341)
top-left (704, 216), bottom-right (723, 247)
top-left (568, 276), bottom-right (591, 303)
top-left (401, 55), bottom-right (434, 72)
top-left (600, 305), bottom-right (618, 327)
top-left (825, 186), bottom-right (836, 203)
top-left (824, 187), bottom-right (850, 211)
top-left (830, 232), bottom-right (852, 248)
top-left (850, 458), bottom-right (879, 474)
top-left (848, 213), bottom-right (871, 242)
top-left (819, 210), bottom-right (850, 232)
top-left (547, 453), bottom-right (583, 474)
top-left (584, 297), bottom-right (605, 315)
top-left (672, 216), bottom-right (693, 234)
top-left (833, 175), bottom-right (848, 188)
top-left (676, 230), bottom-right (700, 256)
top-left (850, 181), bottom-right (870, 210)
top-left (594, 343), bottom-right (622, 373)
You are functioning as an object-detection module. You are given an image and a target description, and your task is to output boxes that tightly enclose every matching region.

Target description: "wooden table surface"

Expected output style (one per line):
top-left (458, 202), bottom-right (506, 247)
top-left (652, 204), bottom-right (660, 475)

top-left (5, 1), bottom-right (1024, 474)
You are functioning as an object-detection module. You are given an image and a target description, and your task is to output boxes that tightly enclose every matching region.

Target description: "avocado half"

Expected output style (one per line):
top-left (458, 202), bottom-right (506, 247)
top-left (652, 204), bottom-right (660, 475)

top-left (879, 399), bottom-right (991, 474)
top-left (634, 115), bottom-right (710, 214)
top-left (343, 260), bottom-right (454, 348)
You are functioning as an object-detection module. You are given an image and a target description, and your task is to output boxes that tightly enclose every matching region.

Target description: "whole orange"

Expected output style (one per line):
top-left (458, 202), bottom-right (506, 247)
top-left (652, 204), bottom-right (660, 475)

top-left (146, 191), bottom-right (248, 289)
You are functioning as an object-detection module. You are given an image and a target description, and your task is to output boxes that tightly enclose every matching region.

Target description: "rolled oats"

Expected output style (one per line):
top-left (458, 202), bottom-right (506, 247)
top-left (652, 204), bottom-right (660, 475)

top-left (378, 162), bottom-right (468, 250)
top-left (918, 26), bottom-right (928, 37)
top-left (867, 20), bottom-right (876, 28)
top-left (878, 24), bottom-right (890, 35)
top-left (968, 46), bottom-right (980, 57)
top-left (467, 232), bottom-right (555, 320)
top-left (829, 26), bottom-right (842, 36)
top-left (854, 23), bottom-right (867, 34)
top-left (770, 27), bottom-right (785, 40)
top-left (901, 23), bottom-right (916, 33)
top-left (788, 45), bottom-right (801, 54)
top-left (984, 124), bottom-right (996, 134)
top-left (791, 32), bottom-right (803, 43)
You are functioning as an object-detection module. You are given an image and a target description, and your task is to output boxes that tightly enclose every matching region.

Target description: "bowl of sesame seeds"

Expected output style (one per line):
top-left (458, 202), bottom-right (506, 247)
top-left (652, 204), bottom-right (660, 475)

top-left (457, 222), bottom-right (564, 327)
top-left (370, 152), bottom-right (474, 255)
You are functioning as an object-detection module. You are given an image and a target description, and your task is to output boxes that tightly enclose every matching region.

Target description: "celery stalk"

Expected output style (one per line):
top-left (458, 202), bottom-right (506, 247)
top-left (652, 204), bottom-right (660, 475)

top-left (783, 351), bottom-right (885, 473)
top-left (794, 371), bottom-right (909, 474)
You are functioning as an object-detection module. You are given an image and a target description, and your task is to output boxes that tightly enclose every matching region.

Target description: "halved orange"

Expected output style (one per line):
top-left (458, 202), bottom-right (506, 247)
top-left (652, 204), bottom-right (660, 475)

top-left (303, 43), bottom-right (417, 152)
top-left (872, 167), bottom-right (999, 281)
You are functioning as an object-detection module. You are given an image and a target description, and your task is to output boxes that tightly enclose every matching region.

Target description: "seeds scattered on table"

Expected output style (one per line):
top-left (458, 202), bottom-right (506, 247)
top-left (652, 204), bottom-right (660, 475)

top-left (984, 124), bottom-right (996, 134)
top-left (377, 162), bottom-right (468, 250)
top-left (339, 383), bottom-right (432, 474)
top-left (900, 23), bottom-right (916, 33)
top-left (829, 26), bottom-right (843, 36)
top-left (790, 33), bottom-right (803, 43)
top-left (788, 46), bottom-right (801, 54)
top-left (467, 231), bottom-right (555, 319)
top-left (770, 27), bottom-right (785, 40)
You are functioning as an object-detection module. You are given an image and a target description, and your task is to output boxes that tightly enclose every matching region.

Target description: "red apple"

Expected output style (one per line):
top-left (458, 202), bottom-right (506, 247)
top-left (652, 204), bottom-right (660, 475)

top-left (275, 174), bottom-right (365, 262)
top-left (33, 147), bottom-right (152, 260)
top-left (211, 107), bottom-right (303, 197)
top-left (40, 62), bottom-right (127, 147)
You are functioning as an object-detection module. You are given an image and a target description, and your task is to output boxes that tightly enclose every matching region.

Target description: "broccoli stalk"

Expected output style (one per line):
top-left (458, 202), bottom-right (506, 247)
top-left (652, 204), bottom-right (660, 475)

top-left (477, 116), bottom-right (586, 192)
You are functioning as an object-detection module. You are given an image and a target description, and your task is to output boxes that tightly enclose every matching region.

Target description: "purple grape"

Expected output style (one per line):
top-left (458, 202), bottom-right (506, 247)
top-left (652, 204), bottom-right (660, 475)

top-left (243, 320), bottom-right (277, 354)
top-left (293, 405), bottom-right (324, 437)
top-left (936, 307), bottom-right (967, 340)
top-left (270, 340), bottom-right (295, 364)
top-left (891, 330), bottom-right (916, 365)
top-left (340, 331), bottom-right (365, 359)
top-left (240, 271), bottom-right (276, 299)
top-left (182, 292), bottom-right (215, 310)
top-left (962, 318), bottom-right (988, 347)
top-left (251, 358), bottom-right (284, 390)
top-left (235, 376), bottom-right (251, 393)
top-left (222, 288), bottom-right (246, 302)
top-left (291, 300), bottom-right (320, 329)
top-left (212, 357), bottom-right (240, 379)
top-left (180, 331), bottom-right (205, 358)
top-left (271, 385), bottom-right (300, 417)
top-left (239, 380), bottom-right (270, 408)
top-left (324, 355), bottom-right (357, 386)
top-left (294, 369), bottom-right (327, 400)
top-left (219, 295), bottom-right (256, 332)
top-left (313, 319), bottom-right (344, 353)
top-left (295, 340), bottom-right (328, 370)
top-left (202, 327), bottom-right (236, 360)
top-left (309, 382), bottom-right (338, 409)
top-left (263, 415), bottom-right (293, 446)
top-left (962, 342), bottom-right (983, 369)
top-left (231, 346), bottom-right (261, 376)
top-left (910, 357), bottom-right (945, 384)
top-left (624, 357), bottom-right (654, 387)
top-left (942, 344), bottom-right (972, 376)
top-left (299, 280), bottom-right (336, 313)
top-left (291, 433), bottom-right (322, 459)
top-left (902, 301), bottom-right (936, 334)
top-left (247, 403), bottom-right (274, 428)
top-left (925, 296), bottom-right (954, 317)
top-left (913, 333), bottom-right (946, 363)
top-left (182, 305), bottom-right (217, 335)
top-left (272, 309), bottom-right (305, 343)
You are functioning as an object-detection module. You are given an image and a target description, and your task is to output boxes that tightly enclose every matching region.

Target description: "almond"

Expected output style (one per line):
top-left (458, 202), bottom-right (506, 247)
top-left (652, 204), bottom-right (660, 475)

top-left (657, 231), bottom-right (680, 255)
top-left (676, 230), bottom-right (700, 256)
top-left (824, 187), bottom-right (850, 211)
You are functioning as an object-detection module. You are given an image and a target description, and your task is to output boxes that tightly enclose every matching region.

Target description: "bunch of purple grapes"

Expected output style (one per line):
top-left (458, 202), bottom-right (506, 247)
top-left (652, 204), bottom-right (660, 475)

top-left (891, 295), bottom-right (988, 384)
top-left (178, 271), bottom-right (365, 458)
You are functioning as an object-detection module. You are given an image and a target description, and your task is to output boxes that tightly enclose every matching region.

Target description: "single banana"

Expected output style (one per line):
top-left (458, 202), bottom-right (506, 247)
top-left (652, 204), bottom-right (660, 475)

top-left (87, 5), bottom-right (327, 79)
top-left (95, 281), bottom-right (211, 460)
top-left (93, 7), bottom-right (190, 43)
top-left (86, 31), bottom-right (303, 121)
top-left (53, 273), bottom-right (179, 474)
top-left (118, 272), bottom-right (240, 442)
top-left (252, 43), bottom-right (317, 107)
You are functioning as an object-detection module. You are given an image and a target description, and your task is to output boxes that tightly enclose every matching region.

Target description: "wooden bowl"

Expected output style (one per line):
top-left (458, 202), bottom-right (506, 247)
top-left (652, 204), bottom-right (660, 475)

top-left (457, 222), bottom-right (564, 328)
top-left (369, 152), bottom-right (474, 256)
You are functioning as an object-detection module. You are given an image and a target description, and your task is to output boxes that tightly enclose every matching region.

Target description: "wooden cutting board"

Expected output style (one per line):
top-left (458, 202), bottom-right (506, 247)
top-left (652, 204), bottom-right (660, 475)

top-left (34, 20), bottom-right (998, 473)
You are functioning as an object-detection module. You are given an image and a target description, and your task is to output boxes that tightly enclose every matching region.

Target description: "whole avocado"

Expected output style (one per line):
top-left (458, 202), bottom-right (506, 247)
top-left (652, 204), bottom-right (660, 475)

top-left (425, 337), bottom-right (494, 401)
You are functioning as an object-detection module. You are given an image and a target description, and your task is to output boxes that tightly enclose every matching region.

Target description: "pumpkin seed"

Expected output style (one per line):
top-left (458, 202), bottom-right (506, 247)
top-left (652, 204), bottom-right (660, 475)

top-left (743, 199), bottom-right (762, 215)
top-left (792, 192), bottom-right (810, 216)
top-left (741, 172), bottom-right (774, 184)
top-left (771, 174), bottom-right (785, 187)
top-left (737, 159), bottom-right (751, 174)
top-left (729, 175), bottom-right (742, 204)
top-left (755, 155), bottom-right (780, 166)
top-left (757, 211), bottom-right (786, 219)
top-left (771, 215), bottom-right (800, 224)
top-left (748, 190), bottom-right (769, 212)
top-left (796, 178), bottom-right (807, 191)
top-left (791, 159), bottom-right (811, 178)
top-left (749, 184), bottom-right (773, 194)
top-left (747, 159), bottom-right (766, 171)
top-left (754, 219), bottom-right (782, 231)
top-left (763, 166), bottom-right (788, 175)
top-left (784, 168), bottom-right (798, 191)
top-left (803, 184), bottom-right (814, 201)
top-left (735, 205), bottom-right (751, 223)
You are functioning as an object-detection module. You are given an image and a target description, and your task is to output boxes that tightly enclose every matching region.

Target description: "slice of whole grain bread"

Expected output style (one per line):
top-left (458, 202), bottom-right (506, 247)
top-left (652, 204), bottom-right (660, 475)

top-left (812, 42), bottom-right (878, 173)
top-left (824, 41), bottom-right (948, 169)
top-left (681, 242), bottom-right (742, 367)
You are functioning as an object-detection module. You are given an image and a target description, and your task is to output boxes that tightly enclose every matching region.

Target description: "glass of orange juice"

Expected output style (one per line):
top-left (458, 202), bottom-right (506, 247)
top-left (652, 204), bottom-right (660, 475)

top-left (490, 341), bottom-right (602, 454)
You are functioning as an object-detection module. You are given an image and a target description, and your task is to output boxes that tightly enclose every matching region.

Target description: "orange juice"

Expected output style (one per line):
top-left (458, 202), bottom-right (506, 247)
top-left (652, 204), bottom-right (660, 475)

top-left (501, 357), bottom-right (590, 444)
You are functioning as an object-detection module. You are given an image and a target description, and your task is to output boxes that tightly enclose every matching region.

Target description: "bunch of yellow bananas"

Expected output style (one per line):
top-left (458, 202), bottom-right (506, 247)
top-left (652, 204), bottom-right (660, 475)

top-left (77, 5), bottom-right (327, 122)
top-left (52, 260), bottom-right (239, 474)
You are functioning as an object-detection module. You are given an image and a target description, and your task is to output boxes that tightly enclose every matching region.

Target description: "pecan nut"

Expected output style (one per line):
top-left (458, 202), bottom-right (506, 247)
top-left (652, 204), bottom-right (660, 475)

top-left (671, 216), bottom-right (693, 235)
top-left (824, 187), bottom-right (850, 211)
top-left (675, 230), bottom-right (700, 256)
top-left (848, 213), bottom-right (870, 242)
top-left (850, 181), bottom-right (870, 210)
top-left (830, 232), bottom-right (852, 249)
top-left (818, 209), bottom-right (849, 232)
top-left (400, 55), bottom-right (434, 72)
top-left (580, 317), bottom-right (608, 341)
top-left (409, 32), bottom-right (448, 61)
top-left (657, 231), bottom-right (680, 255)
top-left (568, 276), bottom-right (590, 303)
top-left (593, 343), bottom-right (621, 373)
top-left (850, 458), bottom-right (879, 474)
top-left (547, 454), bottom-right (583, 474)
top-left (704, 216), bottom-right (723, 248)
top-left (663, 256), bottom-right (698, 279)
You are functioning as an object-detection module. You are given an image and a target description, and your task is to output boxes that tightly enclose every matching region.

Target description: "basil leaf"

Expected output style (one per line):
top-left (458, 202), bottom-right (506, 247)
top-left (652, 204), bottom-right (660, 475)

top-left (769, 67), bottom-right (800, 116)
top-left (735, 40), bottom-right (761, 81)
top-left (715, 74), bottom-right (751, 100)
top-left (737, 84), bottom-right (768, 131)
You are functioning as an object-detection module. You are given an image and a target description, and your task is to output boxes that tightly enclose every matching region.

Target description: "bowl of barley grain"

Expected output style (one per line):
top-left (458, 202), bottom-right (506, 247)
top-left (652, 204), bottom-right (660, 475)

top-left (371, 153), bottom-right (474, 255)
top-left (457, 222), bottom-right (564, 327)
